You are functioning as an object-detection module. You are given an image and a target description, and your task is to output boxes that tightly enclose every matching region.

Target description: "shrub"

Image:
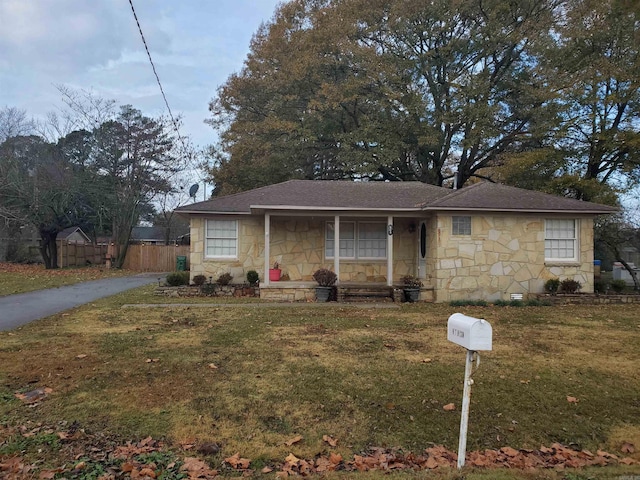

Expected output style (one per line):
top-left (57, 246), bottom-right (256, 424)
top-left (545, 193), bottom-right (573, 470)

top-left (558, 278), bottom-right (582, 294)
top-left (610, 279), bottom-right (626, 293)
top-left (400, 275), bottom-right (423, 288)
top-left (216, 273), bottom-right (233, 285)
top-left (594, 279), bottom-right (607, 293)
top-left (200, 283), bottom-right (216, 296)
top-left (246, 270), bottom-right (259, 286)
top-left (312, 268), bottom-right (337, 286)
top-left (544, 278), bottom-right (560, 294)
top-left (193, 274), bottom-right (207, 286)
top-left (166, 271), bottom-right (190, 286)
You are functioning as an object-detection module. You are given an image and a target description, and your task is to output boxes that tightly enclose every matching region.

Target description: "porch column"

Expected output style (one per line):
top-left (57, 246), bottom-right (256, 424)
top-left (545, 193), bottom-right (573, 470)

top-left (264, 213), bottom-right (270, 286)
top-left (334, 215), bottom-right (340, 285)
top-left (387, 215), bottom-right (394, 287)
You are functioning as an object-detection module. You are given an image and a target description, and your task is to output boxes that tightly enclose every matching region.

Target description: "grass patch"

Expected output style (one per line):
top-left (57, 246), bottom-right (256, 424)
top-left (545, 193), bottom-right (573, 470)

top-left (0, 262), bottom-right (136, 296)
top-left (0, 299), bottom-right (639, 478)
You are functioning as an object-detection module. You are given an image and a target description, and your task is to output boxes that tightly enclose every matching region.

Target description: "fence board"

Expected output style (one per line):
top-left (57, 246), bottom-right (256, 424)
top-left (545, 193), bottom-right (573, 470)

top-left (57, 241), bottom-right (108, 267)
top-left (121, 244), bottom-right (190, 272)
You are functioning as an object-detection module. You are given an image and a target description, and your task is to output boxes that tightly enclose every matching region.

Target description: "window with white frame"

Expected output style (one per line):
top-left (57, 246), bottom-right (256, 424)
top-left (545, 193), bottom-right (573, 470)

top-left (545, 219), bottom-right (577, 261)
top-left (325, 222), bottom-right (355, 259)
top-left (452, 216), bottom-right (471, 235)
top-left (325, 221), bottom-right (386, 259)
top-left (206, 219), bottom-right (238, 258)
top-left (358, 222), bottom-right (387, 258)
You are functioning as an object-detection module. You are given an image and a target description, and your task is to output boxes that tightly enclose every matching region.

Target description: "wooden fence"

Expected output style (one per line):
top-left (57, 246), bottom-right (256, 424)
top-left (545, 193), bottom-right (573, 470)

top-left (121, 244), bottom-right (190, 272)
top-left (57, 241), bottom-right (108, 267)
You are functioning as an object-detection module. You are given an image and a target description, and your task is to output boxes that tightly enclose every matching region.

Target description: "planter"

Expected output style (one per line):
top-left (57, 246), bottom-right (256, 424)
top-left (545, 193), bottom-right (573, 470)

top-left (269, 268), bottom-right (281, 282)
top-left (403, 288), bottom-right (421, 303)
top-left (315, 286), bottom-right (333, 302)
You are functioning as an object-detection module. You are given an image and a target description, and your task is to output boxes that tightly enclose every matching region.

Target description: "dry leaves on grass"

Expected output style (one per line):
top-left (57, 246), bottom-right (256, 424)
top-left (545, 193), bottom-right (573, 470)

top-left (14, 387), bottom-right (53, 404)
top-left (224, 452), bottom-right (251, 470)
top-left (3, 425), bottom-right (638, 479)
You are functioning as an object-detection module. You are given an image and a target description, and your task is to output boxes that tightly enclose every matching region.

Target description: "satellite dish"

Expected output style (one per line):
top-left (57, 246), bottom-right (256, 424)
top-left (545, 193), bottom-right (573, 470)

top-left (188, 183), bottom-right (199, 198)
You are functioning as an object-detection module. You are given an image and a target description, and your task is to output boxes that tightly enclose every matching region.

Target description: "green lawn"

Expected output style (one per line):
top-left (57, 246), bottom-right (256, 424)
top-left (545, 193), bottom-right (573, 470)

top-left (0, 290), bottom-right (639, 479)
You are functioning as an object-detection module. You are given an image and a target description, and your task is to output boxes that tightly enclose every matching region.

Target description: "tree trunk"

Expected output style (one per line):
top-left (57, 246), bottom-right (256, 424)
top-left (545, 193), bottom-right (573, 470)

top-left (39, 228), bottom-right (59, 269)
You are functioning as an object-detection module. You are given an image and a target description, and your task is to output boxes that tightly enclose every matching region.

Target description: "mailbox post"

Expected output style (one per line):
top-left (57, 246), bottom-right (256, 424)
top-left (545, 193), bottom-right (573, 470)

top-left (447, 313), bottom-right (492, 469)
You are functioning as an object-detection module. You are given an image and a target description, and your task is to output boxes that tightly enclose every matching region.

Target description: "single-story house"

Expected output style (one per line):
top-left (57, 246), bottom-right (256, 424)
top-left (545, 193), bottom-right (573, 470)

top-left (175, 180), bottom-right (617, 302)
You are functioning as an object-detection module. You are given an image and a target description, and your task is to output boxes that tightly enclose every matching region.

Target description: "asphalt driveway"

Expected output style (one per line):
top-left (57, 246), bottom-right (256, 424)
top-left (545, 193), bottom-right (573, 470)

top-left (0, 273), bottom-right (161, 331)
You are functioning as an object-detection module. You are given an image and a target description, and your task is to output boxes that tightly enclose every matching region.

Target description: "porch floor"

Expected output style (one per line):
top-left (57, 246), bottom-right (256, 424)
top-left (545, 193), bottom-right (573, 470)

top-left (260, 281), bottom-right (434, 303)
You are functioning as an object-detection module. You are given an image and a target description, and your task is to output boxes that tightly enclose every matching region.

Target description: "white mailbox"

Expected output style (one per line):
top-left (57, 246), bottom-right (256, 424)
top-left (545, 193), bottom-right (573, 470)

top-left (447, 313), bottom-right (492, 351)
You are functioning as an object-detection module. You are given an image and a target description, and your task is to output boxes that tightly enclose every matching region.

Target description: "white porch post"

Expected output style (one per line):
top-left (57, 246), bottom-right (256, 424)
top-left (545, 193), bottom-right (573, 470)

top-left (264, 213), bottom-right (270, 286)
top-left (334, 215), bottom-right (340, 285)
top-left (387, 215), bottom-right (394, 287)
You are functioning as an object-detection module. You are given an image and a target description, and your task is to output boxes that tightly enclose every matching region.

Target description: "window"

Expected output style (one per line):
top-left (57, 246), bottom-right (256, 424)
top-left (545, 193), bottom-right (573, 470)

top-left (545, 219), bottom-right (577, 261)
top-left (206, 219), bottom-right (237, 258)
top-left (452, 216), bottom-right (471, 235)
top-left (358, 222), bottom-right (387, 258)
top-left (325, 222), bottom-right (355, 259)
top-left (325, 222), bottom-right (386, 259)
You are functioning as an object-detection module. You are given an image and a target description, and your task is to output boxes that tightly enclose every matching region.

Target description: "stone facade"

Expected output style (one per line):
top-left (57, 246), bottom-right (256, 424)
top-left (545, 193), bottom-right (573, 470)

top-left (190, 215), bottom-right (420, 285)
top-left (432, 213), bottom-right (594, 302)
top-left (189, 213), bottom-right (596, 303)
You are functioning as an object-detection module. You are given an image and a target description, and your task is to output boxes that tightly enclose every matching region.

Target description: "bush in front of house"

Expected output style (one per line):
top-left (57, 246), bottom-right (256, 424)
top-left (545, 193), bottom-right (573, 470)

top-left (594, 279), bottom-right (607, 293)
top-left (166, 271), bottom-right (190, 286)
top-left (246, 270), bottom-right (259, 286)
top-left (610, 279), bottom-right (626, 293)
top-left (558, 278), bottom-right (582, 294)
top-left (312, 268), bottom-right (338, 286)
top-left (193, 274), bottom-right (207, 286)
top-left (544, 278), bottom-right (560, 294)
top-left (216, 273), bottom-right (233, 285)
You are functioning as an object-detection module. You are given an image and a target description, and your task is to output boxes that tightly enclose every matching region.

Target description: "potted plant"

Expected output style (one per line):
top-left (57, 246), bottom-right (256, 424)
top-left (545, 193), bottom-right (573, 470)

top-left (312, 268), bottom-right (337, 302)
top-left (401, 274), bottom-right (423, 302)
top-left (269, 261), bottom-right (281, 282)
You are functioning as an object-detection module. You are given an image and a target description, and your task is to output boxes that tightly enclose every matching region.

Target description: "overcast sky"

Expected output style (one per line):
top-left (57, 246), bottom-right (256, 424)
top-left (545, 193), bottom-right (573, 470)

top-left (0, 0), bottom-right (282, 150)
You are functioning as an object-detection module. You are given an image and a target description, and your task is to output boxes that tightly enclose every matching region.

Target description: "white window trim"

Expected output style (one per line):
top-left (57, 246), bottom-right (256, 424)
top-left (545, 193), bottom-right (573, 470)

top-left (205, 219), bottom-right (239, 259)
top-left (544, 218), bottom-right (579, 263)
top-left (325, 221), bottom-right (387, 260)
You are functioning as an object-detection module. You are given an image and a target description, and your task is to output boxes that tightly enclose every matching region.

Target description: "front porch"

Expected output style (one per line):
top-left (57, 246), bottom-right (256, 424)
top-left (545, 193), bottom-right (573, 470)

top-left (259, 281), bottom-right (435, 303)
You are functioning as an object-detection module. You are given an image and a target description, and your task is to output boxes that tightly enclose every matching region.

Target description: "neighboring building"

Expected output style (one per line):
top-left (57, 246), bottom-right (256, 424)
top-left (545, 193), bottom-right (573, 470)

top-left (57, 226), bottom-right (91, 244)
top-left (175, 180), bottom-right (617, 302)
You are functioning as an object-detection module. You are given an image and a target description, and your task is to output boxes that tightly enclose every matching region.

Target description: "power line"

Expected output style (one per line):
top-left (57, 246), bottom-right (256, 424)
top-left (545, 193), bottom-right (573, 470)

top-left (127, 0), bottom-right (190, 156)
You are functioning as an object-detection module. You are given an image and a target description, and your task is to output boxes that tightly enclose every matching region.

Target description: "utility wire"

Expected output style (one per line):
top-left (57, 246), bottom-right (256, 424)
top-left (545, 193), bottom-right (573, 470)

top-left (128, 0), bottom-right (190, 158)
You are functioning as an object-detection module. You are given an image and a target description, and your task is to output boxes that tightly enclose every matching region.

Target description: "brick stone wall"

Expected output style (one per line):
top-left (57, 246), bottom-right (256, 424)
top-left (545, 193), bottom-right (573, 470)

top-left (433, 214), bottom-right (595, 302)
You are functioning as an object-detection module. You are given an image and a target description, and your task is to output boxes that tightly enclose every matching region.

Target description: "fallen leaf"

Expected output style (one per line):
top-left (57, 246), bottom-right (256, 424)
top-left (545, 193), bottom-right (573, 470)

top-left (285, 435), bottom-right (303, 446)
top-left (75, 354), bottom-right (87, 359)
top-left (323, 435), bottom-right (337, 447)
top-left (207, 363), bottom-right (218, 369)
top-left (262, 466), bottom-right (274, 473)
top-left (224, 452), bottom-right (250, 469)
top-left (422, 358), bottom-right (432, 363)
top-left (566, 396), bottom-right (578, 403)
top-left (621, 442), bottom-right (635, 453)
top-left (443, 403), bottom-right (456, 411)
top-left (285, 453), bottom-right (300, 464)
top-left (15, 387), bottom-right (53, 404)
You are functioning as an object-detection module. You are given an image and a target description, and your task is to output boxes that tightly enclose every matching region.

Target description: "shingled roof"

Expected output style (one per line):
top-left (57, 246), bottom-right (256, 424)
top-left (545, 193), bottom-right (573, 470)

top-left (175, 180), bottom-right (617, 215)
top-left (176, 180), bottom-right (450, 213)
top-left (426, 182), bottom-right (618, 214)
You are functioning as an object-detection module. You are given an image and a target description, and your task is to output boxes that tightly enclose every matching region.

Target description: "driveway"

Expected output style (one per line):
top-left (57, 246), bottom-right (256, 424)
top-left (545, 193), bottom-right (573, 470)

top-left (0, 273), bottom-right (161, 331)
